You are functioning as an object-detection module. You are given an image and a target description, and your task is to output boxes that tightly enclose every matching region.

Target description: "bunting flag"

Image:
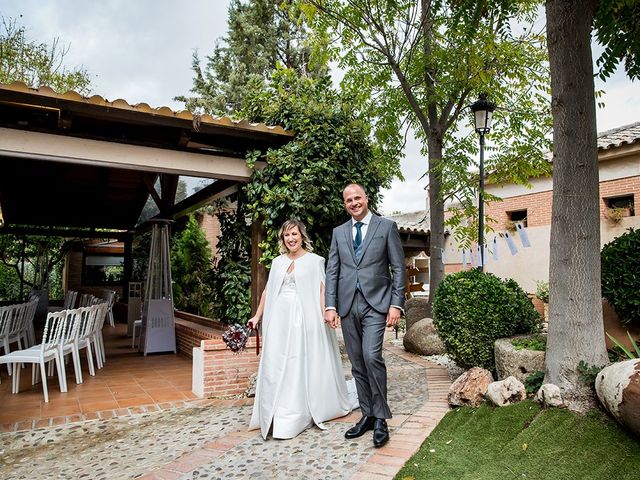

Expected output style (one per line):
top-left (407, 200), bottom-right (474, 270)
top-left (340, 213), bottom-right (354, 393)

top-left (503, 231), bottom-right (518, 255)
top-left (477, 245), bottom-right (483, 267)
top-left (492, 236), bottom-right (499, 261)
top-left (440, 247), bottom-right (446, 265)
top-left (484, 244), bottom-right (489, 264)
top-left (516, 223), bottom-right (531, 247)
top-left (470, 248), bottom-right (477, 267)
top-left (462, 248), bottom-right (468, 269)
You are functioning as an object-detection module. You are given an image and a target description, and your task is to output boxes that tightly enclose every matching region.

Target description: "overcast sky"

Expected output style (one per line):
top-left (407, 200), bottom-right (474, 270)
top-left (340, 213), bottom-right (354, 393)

top-left (3, 0), bottom-right (638, 214)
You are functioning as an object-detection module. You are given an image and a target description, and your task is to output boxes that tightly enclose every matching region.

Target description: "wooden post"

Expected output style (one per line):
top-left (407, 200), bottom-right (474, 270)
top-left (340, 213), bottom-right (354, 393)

top-left (251, 217), bottom-right (267, 313)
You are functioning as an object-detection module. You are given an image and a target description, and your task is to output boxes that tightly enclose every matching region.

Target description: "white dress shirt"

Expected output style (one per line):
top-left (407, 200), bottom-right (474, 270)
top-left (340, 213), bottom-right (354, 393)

top-left (352, 211), bottom-right (373, 242)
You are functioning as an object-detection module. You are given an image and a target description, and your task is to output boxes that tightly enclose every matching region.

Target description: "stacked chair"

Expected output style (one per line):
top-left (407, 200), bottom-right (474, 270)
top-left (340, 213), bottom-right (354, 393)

top-left (0, 299), bottom-right (109, 402)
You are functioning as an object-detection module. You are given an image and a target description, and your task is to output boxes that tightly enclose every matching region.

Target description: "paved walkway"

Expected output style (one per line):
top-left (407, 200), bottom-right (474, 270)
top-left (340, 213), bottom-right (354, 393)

top-left (0, 344), bottom-right (451, 480)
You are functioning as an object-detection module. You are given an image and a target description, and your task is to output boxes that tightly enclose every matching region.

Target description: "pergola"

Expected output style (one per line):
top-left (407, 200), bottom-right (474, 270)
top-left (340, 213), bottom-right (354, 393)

top-left (0, 81), bottom-right (293, 304)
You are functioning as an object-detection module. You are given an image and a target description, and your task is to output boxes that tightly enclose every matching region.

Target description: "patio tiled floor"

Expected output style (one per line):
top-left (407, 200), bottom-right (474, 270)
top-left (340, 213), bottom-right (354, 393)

top-left (0, 323), bottom-right (195, 429)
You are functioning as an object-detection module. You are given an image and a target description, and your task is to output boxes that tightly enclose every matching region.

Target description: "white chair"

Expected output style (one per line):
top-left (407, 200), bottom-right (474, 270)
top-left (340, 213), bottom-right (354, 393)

top-left (8, 302), bottom-right (30, 351)
top-left (0, 310), bottom-right (68, 402)
top-left (63, 290), bottom-right (78, 310)
top-left (25, 296), bottom-right (39, 347)
top-left (0, 305), bottom-right (14, 375)
top-left (57, 308), bottom-right (84, 390)
top-left (90, 303), bottom-right (108, 368)
top-left (103, 290), bottom-right (116, 327)
top-left (132, 319), bottom-right (142, 349)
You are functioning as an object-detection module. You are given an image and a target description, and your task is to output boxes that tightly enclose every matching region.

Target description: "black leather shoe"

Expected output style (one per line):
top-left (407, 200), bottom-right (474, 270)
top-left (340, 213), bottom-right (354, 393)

top-left (345, 416), bottom-right (375, 439)
top-left (373, 418), bottom-right (389, 447)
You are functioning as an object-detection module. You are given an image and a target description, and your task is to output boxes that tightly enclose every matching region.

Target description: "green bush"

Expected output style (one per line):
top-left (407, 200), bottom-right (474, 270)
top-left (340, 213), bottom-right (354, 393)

top-left (601, 228), bottom-right (640, 326)
top-left (433, 269), bottom-right (541, 371)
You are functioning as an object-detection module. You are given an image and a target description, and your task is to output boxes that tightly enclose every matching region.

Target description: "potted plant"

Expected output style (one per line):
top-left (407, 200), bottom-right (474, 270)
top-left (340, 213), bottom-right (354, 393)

top-left (606, 205), bottom-right (632, 224)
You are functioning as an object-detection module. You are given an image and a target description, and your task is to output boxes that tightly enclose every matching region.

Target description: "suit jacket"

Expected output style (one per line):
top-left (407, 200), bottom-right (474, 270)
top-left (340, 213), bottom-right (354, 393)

top-left (325, 214), bottom-right (406, 317)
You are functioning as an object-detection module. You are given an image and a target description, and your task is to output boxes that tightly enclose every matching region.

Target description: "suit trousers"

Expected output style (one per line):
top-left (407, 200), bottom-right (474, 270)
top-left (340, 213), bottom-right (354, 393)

top-left (341, 290), bottom-right (392, 419)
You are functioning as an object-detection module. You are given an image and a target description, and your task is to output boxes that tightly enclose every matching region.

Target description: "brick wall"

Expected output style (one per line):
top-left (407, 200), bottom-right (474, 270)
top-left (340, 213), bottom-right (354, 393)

top-left (599, 176), bottom-right (640, 219)
top-left (199, 213), bottom-right (222, 260)
top-left (199, 336), bottom-right (260, 397)
top-left (485, 175), bottom-right (639, 231)
top-left (485, 190), bottom-right (554, 230)
top-left (179, 315), bottom-right (261, 398)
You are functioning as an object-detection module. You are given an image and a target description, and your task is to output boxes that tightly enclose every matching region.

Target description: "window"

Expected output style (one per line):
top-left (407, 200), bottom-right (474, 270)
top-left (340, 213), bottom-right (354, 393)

top-left (83, 254), bottom-right (124, 286)
top-left (507, 209), bottom-right (528, 227)
top-left (605, 194), bottom-right (635, 216)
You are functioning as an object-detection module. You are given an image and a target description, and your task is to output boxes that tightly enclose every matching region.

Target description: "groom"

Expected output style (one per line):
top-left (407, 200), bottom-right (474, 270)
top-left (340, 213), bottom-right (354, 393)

top-left (324, 183), bottom-right (406, 448)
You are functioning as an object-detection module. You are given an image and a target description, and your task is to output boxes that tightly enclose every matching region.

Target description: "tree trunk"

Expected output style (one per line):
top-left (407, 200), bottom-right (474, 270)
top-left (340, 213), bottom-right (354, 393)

top-left (427, 134), bottom-right (445, 309)
top-left (544, 0), bottom-right (609, 411)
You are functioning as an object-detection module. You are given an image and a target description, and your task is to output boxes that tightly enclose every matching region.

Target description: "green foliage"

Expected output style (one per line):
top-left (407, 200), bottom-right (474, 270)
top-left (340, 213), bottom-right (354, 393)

top-left (210, 198), bottom-right (252, 325)
top-left (606, 331), bottom-right (640, 360)
top-left (176, 0), bottom-right (325, 115)
top-left (524, 370), bottom-right (545, 395)
top-left (594, 0), bottom-right (640, 80)
top-left (171, 215), bottom-right (215, 318)
top-left (433, 269), bottom-right (541, 371)
top-left (535, 280), bottom-right (549, 304)
top-left (601, 228), bottom-right (640, 326)
top-left (0, 17), bottom-right (91, 93)
top-left (396, 400), bottom-right (640, 480)
top-left (306, 0), bottom-right (552, 251)
top-left (241, 68), bottom-right (396, 263)
top-left (512, 335), bottom-right (546, 352)
top-left (0, 234), bottom-right (72, 300)
top-left (577, 361), bottom-right (605, 389)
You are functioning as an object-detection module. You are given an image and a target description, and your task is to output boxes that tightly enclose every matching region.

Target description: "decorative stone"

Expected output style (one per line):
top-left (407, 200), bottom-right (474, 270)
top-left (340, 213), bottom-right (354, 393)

top-left (485, 376), bottom-right (526, 406)
top-left (245, 372), bottom-right (258, 397)
top-left (403, 318), bottom-right (446, 356)
top-left (405, 297), bottom-right (431, 330)
top-left (494, 335), bottom-right (546, 382)
top-left (448, 367), bottom-right (494, 407)
top-left (535, 383), bottom-right (564, 408)
top-left (595, 359), bottom-right (640, 436)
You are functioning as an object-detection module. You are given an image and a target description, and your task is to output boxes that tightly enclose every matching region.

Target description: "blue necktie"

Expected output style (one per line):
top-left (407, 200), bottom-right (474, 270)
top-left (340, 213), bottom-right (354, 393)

top-left (354, 221), bottom-right (364, 259)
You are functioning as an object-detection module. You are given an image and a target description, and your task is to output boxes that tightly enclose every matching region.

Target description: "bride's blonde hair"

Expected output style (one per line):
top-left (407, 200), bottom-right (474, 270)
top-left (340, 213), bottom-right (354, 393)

top-left (278, 219), bottom-right (314, 254)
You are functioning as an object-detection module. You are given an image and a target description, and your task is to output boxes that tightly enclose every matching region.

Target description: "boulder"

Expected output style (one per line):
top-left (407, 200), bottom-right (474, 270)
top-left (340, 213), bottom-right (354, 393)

top-left (595, 359), bottom-right (640, 437)
top-left (448, 367), bottom-right (494, 407)
top-left (535, 384), bottom-right (564, 408)
top-left (403, 318), bottom-right (446, 356)
top-left (494, 335), bottom-right (546, 382)
top-left (486, 376), bottom-right (526, 406)
top-left (405, 297), bottom-right (431, 330)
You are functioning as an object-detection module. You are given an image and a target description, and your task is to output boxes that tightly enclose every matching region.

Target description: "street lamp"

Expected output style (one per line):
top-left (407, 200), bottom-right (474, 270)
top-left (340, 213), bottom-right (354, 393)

top-left (470, 93), bottom-right (496, 271)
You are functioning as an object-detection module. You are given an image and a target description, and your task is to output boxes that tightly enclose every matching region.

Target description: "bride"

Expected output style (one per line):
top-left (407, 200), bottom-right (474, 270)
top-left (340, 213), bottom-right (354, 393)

top-left (248, 219), bottom-right (354, 439)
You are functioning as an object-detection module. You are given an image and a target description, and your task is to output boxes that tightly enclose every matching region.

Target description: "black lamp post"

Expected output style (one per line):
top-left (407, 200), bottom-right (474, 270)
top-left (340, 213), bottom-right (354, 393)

top-left (470, 93), bottom-right (496, 271)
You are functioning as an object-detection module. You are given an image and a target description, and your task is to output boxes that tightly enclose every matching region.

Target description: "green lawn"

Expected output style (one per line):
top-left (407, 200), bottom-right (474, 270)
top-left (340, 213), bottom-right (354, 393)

top-left (396, 400), bottom-right (640, 480)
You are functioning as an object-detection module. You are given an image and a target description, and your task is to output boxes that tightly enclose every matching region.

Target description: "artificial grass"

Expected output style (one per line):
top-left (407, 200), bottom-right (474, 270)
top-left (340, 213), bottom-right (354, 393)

top-left (395, 400), bottom-right (640, 480)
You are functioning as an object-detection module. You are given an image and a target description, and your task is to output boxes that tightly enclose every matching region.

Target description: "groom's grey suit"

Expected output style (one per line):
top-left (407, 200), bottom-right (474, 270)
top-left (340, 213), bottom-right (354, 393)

top-left (325, 213), bottom-right (406, 419)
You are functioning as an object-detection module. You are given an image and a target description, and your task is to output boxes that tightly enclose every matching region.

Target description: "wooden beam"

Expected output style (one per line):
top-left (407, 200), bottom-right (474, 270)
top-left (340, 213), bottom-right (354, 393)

top-left (166, 180), bottom-right (239, 220)
top-left (251, 217), bottom-right (267, 314)
top-left (0, 225), bottom-right (132, 240)
top-left (143, 173), bottom-right (162, 210)
top-left (159, 174), bottom-right (179, 213)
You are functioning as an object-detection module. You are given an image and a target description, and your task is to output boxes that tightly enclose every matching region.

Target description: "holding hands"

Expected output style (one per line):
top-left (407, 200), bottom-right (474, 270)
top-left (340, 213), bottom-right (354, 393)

top-left (323, 309), bottom-right (341, 329)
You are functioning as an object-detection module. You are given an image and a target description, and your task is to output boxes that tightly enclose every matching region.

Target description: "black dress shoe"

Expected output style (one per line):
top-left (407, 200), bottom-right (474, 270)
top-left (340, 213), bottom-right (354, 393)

top-left (345, 416), bottom-right (375, 439)
top-left (373, 418), bottom-right (389, 447)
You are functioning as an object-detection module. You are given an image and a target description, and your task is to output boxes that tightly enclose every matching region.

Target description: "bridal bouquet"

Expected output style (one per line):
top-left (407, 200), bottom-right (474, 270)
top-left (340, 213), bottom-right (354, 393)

top-left (222, 323), bottom-right (250, 353)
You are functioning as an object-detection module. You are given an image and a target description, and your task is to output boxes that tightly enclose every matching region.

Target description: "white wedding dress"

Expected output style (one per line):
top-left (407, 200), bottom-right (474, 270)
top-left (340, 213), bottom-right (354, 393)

top-left (249, 253), bottom-right (357, 439)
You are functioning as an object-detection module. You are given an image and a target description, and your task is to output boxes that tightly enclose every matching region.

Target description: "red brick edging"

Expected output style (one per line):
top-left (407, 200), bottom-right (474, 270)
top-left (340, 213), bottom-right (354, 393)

top-left (136, 345), bottom-right (452, 480)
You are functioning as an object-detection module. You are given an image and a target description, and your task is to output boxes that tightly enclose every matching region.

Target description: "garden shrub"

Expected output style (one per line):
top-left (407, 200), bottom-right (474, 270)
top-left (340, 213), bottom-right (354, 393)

top-left (601, 228), bottom-right (640, 326)
top-left (433, 269), bottom-right (541, 371)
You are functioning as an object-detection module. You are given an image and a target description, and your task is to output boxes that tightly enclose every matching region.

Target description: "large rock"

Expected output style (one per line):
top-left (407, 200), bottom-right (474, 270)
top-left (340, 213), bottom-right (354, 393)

top-left (486, 376), bottom-right (526, 406)
top-left (595, 359), bottom-right (640, 436)
top-left (535, 384), bottom-right (564, 408)
top-left (405, 297), bottom-right (431, 331)
top-left (448, 367), bottom-right (494, 407)
top-left (403, 318), bottom-right (446, 356)
top-left (494, 335), bottom-right (546, 382)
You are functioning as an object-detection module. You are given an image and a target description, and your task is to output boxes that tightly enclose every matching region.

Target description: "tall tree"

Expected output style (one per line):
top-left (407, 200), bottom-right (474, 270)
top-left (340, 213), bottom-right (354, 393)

top-left (176, 0), bottom-right (325, 114)
top-left (0, 17), bottom-right (92, 300)
top-left (305, 0), bottom-right (551, 308)
top-left (0, 17), bottom-right (91, 94)
top-left (544, 0), bottom-right (639, 408)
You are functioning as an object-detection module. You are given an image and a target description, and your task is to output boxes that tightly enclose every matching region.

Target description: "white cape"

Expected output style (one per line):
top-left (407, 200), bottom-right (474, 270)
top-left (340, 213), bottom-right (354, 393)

top-left (249, 253), bottom-right (354, 439)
